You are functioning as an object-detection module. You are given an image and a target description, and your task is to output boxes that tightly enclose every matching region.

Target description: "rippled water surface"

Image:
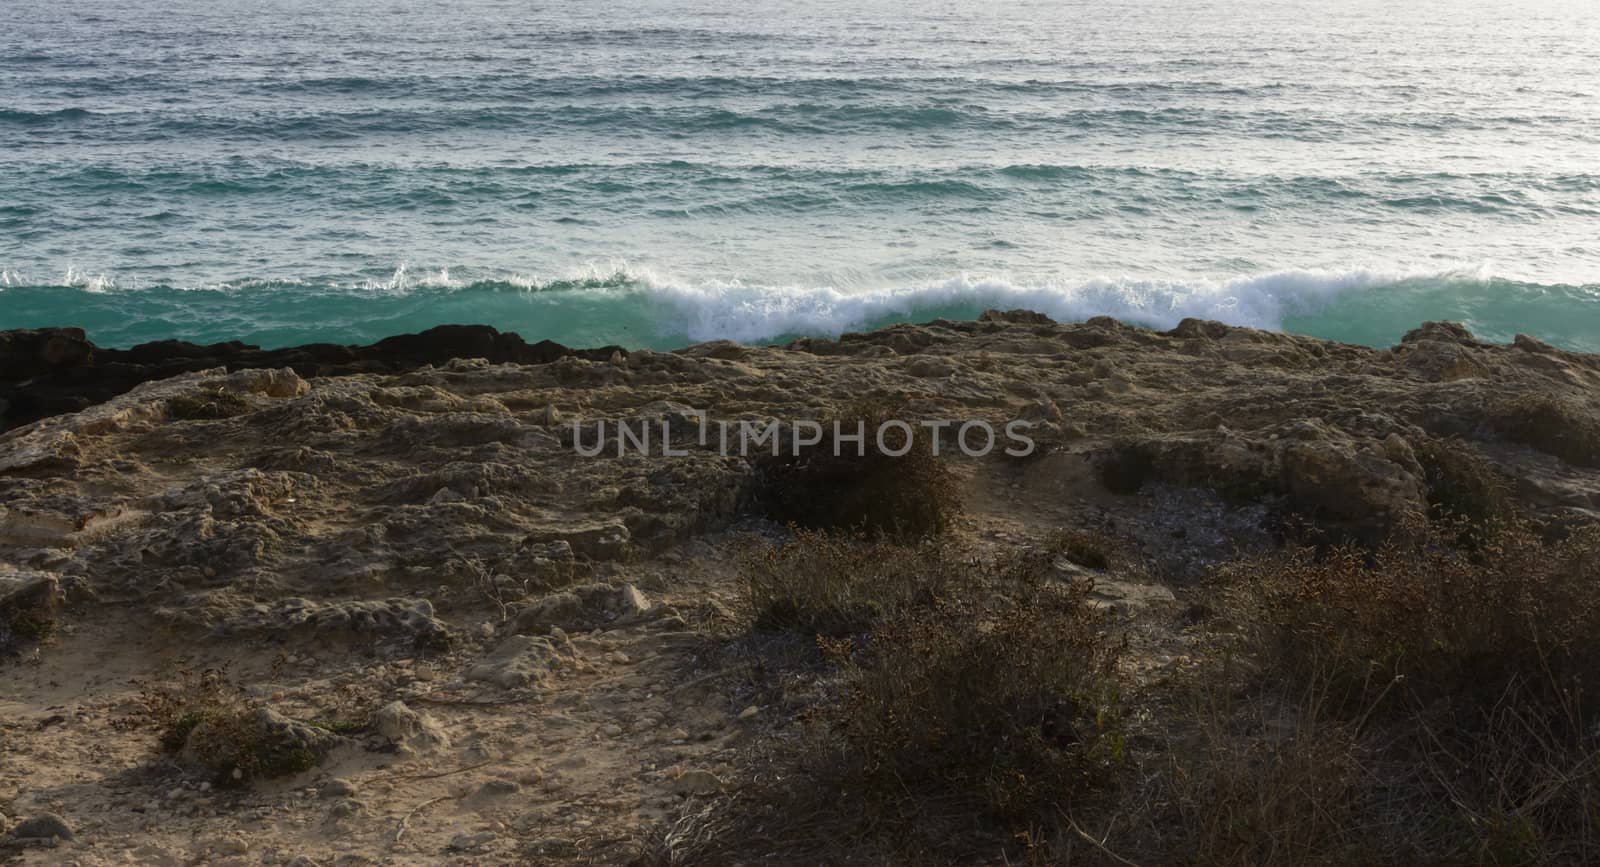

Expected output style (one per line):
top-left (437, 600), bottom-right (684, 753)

top-left (2, 0), bottom-right (1597, 349)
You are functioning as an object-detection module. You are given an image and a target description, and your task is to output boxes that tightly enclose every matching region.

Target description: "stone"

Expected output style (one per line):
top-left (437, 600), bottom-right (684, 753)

top-left (511, 591), bottom-right (585, 634)
top-left (318, 779), bottom-right (357, 798)
top-left (373, 701), bottom-right (450, 753)
top-left (466, 634), bottom-right (560, 688)
top-left (671, 769), bottom-right (725, 796)
top-left (476, 779), bottom-right (521, 797)
top-left (209, 835), bottom-right (249, 856)
top-left (1084, 578), bottom-right (1178, 616)
top-left (447, 831), bottom-right (499, 852)
top-left (325, 799), bottom-right (366, 821)
top-left (7, 812), bottom-right (74, 843)
top-left (611, 584), bottom-right (653, 623)
top-left (737, 705), bottom-right (760, 722)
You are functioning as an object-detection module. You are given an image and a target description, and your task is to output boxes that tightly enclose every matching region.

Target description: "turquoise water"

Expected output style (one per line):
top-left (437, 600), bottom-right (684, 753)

top-left (2, 0), bottom-right (1598, 350)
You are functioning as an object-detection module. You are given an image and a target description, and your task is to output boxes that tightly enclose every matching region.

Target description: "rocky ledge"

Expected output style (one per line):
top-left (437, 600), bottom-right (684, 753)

top-left (0, 312), bottom-right (1597, 864)
top-left (0, 324), bottom-right (627, 432)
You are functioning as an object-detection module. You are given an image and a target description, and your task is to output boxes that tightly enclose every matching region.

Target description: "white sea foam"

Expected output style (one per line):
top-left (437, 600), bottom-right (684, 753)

top-left (628, 266), bottom-right (1493, 344)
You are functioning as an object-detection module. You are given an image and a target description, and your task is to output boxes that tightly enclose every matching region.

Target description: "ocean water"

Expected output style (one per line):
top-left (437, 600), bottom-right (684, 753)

top-left (2, 0), bottom-right (1597, 351)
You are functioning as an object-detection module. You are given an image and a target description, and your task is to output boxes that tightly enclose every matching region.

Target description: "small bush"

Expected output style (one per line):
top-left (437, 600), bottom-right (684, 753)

top-left (739, 529), bottom-right (961, 636)
top-left (140, 668), bottom-right (335, 785)
top-left (825, 582), bottom-right (1125, 825)
top-left (705, 536), bottom-right (1126, 862)
top-left (1220, 519), bottom-right (1600, 720)
top-left (1491, 395), bottom-right (1600, 468)
top-left (751, 401), bottom-right (961, 539)
top-left (1098, 442), bottom-right (1155, 494)
top-left (1121, 696), bottom-right (1369, 867)
top-left (1196, 520), bottom-right (1600, 862)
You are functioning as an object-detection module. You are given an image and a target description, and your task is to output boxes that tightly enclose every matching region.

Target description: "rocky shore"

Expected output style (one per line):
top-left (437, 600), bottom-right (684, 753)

top-left (1, 312), bottom-right (1598, 865)
top-left (0, 325), bottom-right (627, 433)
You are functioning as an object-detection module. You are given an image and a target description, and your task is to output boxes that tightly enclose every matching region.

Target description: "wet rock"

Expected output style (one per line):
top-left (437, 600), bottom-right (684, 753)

top-left (979, 308), bottom-right (1055, 325)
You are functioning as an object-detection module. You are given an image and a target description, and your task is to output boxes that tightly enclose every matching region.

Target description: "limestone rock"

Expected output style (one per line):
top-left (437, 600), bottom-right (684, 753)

top-left (466, 634), bottom-right (560, 688)
top-left (373, 701), bottom-right (450, 753)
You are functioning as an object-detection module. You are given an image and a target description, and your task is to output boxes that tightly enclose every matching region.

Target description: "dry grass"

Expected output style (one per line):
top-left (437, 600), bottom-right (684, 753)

top-left (1220, 518), bottom-right (1600, 719)
top-left (738, 528), bottom-right (961, 636)
top-left (1130, 518), bottom-right (1600, 865)
top-left (652, 516), bottom-right (1600, 865)
top-left (751, 401), bottom-right (962, 540)
top-left (822, 579), bottom-right (1126, 826)
top-left (649, 532), bottom-right (1127, 865)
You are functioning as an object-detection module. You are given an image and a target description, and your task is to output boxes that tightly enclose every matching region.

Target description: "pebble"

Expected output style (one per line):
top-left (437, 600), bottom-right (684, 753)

top-left (737, 705), bottom-right (760, 721)
top-left (447, 831), bottom-right (498, 852)
top-left (601, 723), bottom-right (624, 737)
top-left (319, 779), bottom-right (357, 799)
top-left (209, 835), bottom-right (249, 856)
top-left (477, 779), bottom-right (521, 797)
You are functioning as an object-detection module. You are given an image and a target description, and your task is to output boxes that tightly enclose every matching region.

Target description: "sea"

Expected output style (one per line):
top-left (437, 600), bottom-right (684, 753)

top-left (2, 0), bottom-right (1597, 351)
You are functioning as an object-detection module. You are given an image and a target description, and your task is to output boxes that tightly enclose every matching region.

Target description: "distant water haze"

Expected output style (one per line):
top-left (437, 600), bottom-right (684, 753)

top-left (2, 0), bottom-right (1597, 350)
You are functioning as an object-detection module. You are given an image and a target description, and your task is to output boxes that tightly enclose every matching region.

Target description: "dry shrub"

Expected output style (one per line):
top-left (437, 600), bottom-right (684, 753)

top-left (739, 528), bottom-right (959, 636)
top-left (1491, 395), bottom-right (1600, 468)
top-left (1220, 518), bottom-right (1600, 719)
top-left (1194, 519), bottom-right (1600, 863)
top-left (825, 580), bottom-right (1126, 825)
top-left (1107, 687), bottom-right (1370, 867)
top-left (672, 534), bottom-right (1127, 865)
top-left (752, 401), bottom-right (961, 539)
top-left (140, 668), bottom-right (342, 785)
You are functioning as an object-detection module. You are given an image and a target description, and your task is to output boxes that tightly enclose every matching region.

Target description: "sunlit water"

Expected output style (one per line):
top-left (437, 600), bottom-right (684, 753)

top-left (2, 0), bottom-right (1597, 349)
